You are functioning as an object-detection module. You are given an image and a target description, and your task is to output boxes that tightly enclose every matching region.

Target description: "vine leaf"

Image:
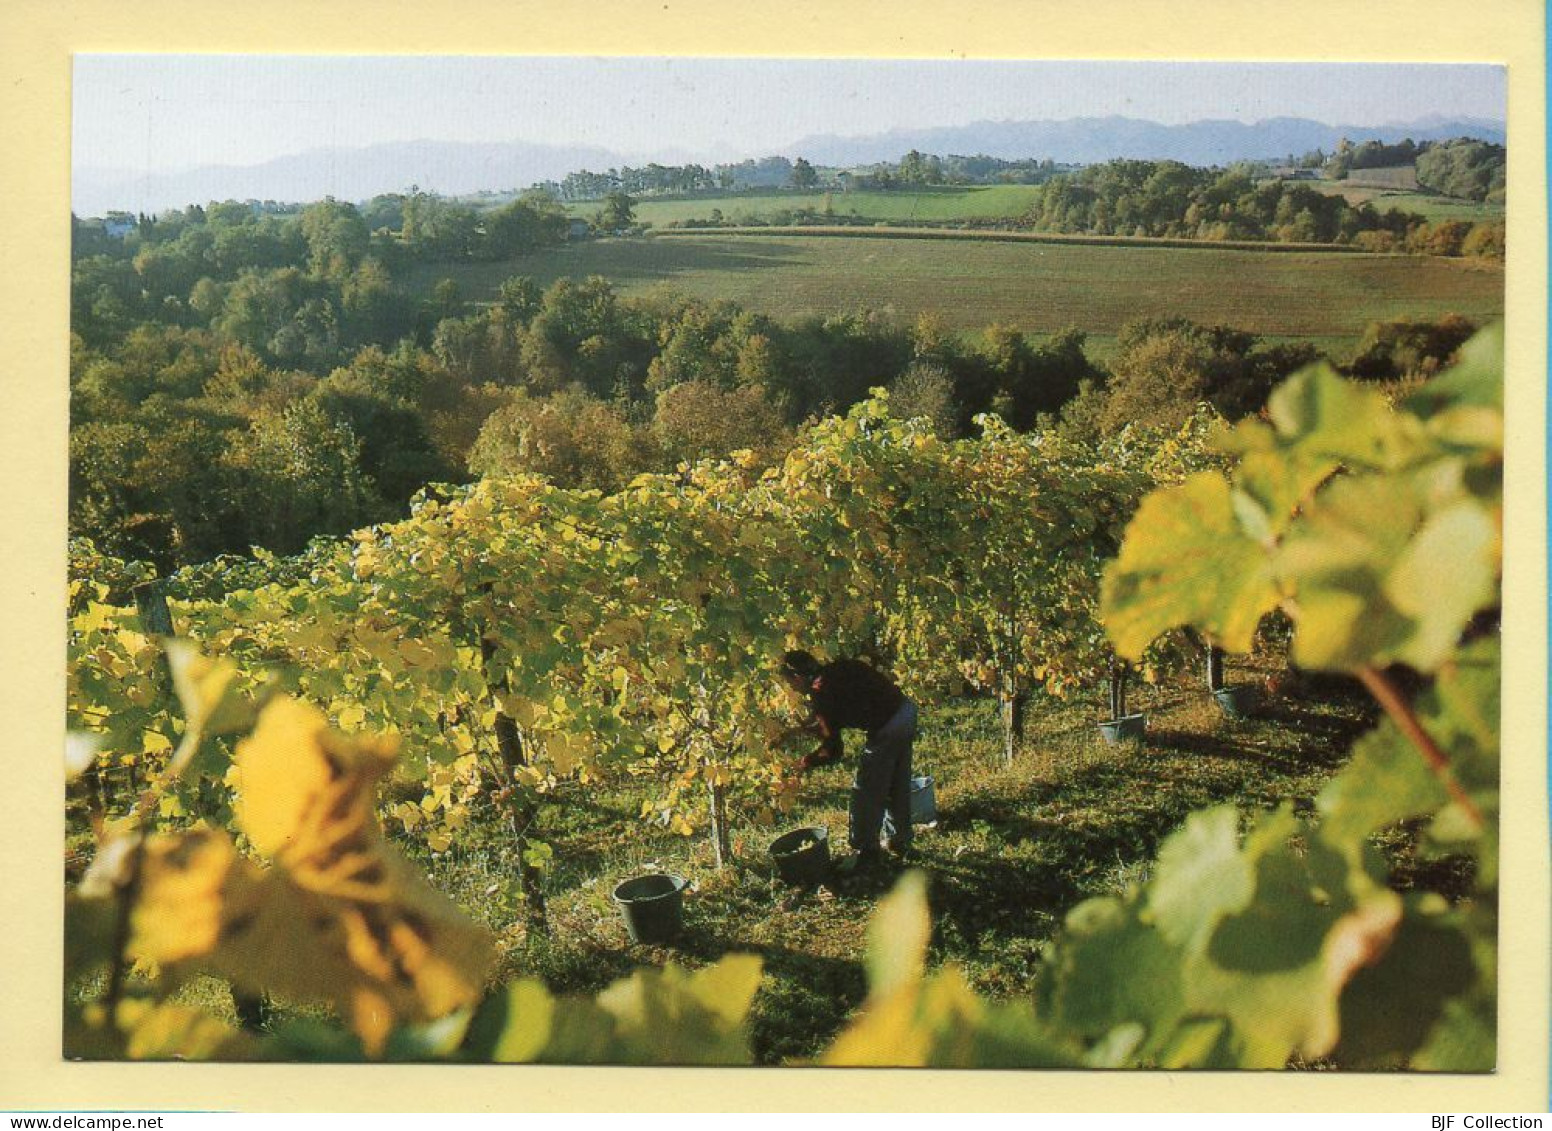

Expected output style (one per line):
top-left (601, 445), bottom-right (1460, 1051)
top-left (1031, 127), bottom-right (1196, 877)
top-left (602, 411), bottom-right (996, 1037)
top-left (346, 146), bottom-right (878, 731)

top-left (93, 697), bottom-right (495, 1055)
top-left (1145, 805), bottom-right (1253, 951)
top-left (1101, 472), bottom-right (1280, 658)
top-left (1279, 479), bottom-right (1497, 672)
top-left (1333, 899), bottom-right (1479, 1068)
top-left (1403, 322), bottom-right (1504, 427)
top-left (1188, 835), bottom-right (1403, 1068)
top-left (864, 868), bottom-right (931, 998)
top-left (465, 955), bottom-right (763, 1065)
top-left (71, 998), bottom-right (254, 1061)
top-left (592, 955), bottom-right (764, 1064)
top-left (826, 872), bottom-right (1077, 1068)
top-left (1317, 724), bottom-right (1449, 848)
top-left (1260, 361), bottom-right (1425, 470)
top-left (1043, 896), bottom-right (1188, 1050)
top-left (164, 639), bottom-right (263, 778)
top-left (1412, 994), bottom-right (1498, 1072)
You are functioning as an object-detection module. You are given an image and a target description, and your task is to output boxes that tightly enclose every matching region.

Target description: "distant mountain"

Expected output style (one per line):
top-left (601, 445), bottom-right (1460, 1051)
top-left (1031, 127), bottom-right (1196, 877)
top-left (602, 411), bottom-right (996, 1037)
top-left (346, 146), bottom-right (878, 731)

top-left (785, 115), bottom-right (1507, 169)
top-left (73, 138), bottom-right (624, 217)
top-left (73, 115), bottom-right (1508, 217)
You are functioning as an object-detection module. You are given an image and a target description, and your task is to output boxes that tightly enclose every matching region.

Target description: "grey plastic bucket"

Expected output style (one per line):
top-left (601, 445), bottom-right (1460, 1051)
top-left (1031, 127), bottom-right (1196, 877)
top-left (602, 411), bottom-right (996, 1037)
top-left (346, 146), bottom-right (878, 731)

top-left (882, 775), bottom-right (937, 839)
top-left (612, 873), bottom-right (687, 944)
top-left (908, 775), bottom-right (936, 823)
top-left (1097, 712), bottom-right (1146, 745)
top-left (768, 826), bottom-right (831, 887)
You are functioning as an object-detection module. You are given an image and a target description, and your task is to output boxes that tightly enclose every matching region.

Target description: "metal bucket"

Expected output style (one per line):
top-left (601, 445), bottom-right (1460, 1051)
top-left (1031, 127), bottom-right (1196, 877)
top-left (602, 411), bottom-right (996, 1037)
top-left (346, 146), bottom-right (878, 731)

top-left (1097, 712), bottom-right (1146, 745)
top-left (883, 776), bottom-right (937, 839)
top-left (1212, 686), bottom-right (1256, 718)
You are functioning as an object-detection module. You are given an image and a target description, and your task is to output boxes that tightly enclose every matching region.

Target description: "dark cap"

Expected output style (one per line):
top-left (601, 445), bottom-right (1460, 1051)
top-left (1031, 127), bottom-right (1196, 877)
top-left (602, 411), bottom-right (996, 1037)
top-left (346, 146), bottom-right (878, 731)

top-left (781, 650), bottom-right (821, 680)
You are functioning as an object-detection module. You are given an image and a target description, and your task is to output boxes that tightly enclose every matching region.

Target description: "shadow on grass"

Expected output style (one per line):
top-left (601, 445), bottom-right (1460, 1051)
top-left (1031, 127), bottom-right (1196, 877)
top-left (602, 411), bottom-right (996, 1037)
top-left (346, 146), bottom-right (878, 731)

top-left (509, 900), bottom-right (871, 1066)
top-left (530, 237), bottom-right (815, 290)
top-left (915, 692), bottom-right (1374, 957)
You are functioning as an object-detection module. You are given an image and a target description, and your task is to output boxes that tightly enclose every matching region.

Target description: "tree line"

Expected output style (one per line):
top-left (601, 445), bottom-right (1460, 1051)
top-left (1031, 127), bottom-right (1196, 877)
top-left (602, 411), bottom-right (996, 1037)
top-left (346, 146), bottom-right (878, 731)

top-left (71, 270), bottom-right (1476, 577)
top-left (1320, 136), bottom-right (1506, 204)
top-left (1017, 158), bottom-right (1503, 255)
top-left (535, 156), bottom-right (812, 201)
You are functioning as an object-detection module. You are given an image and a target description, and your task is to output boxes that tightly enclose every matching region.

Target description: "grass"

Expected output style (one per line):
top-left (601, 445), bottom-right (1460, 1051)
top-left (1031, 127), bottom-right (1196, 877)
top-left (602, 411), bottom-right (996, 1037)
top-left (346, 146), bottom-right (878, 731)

top-left (407, 232), bottom-right (1505, 360)
top-left (421, 659), bottom-right (1382, 1064)
top-left (564, 185), bottom-right (1045, 227)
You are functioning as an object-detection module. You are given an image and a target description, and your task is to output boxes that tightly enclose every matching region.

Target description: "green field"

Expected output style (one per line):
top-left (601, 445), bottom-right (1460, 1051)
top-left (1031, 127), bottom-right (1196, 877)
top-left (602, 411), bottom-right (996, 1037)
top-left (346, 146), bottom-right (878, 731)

top-left (1306, 181), bottom-right (1505, 224)
top-left (565, 185), bottom-right (1044, 227)
top-left (415, 231), bottom-right (1505, 359)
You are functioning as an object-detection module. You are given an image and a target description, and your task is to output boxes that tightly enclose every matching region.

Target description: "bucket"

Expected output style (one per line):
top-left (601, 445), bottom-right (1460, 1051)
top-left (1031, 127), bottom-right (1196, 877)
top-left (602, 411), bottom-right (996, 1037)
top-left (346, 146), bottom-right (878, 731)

top-left (1097, 712), bottom-right (1146, 745)
top-left (611, 873), bottom-right (687, 944)
top-left (1212, 686), bottom-right (1255, 718)
top-left (768, 826), bottom-right (831, 887)
top-left (909, 775), bottom-right (937, 824)
top-left (882, 776), bottom-right (937, 839)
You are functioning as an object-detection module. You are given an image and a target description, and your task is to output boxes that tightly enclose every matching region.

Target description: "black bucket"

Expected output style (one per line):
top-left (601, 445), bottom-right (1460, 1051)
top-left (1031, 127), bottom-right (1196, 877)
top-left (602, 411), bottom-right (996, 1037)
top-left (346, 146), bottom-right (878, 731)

top-left (612, 873), bottom-right (687, 944)
top-left (1097, 712), bottom-right (1146, 745)
top-left (1212, 686), bottom-right (1256, 718)
top-left (768, 826), bottom-right (831, 887)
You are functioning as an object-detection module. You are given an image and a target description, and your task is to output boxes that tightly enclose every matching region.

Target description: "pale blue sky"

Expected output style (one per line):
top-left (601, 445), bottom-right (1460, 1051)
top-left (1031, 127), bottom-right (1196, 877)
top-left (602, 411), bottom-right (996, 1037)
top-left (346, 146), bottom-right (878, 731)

top-left (73, 56), bottom-right (1505, 174)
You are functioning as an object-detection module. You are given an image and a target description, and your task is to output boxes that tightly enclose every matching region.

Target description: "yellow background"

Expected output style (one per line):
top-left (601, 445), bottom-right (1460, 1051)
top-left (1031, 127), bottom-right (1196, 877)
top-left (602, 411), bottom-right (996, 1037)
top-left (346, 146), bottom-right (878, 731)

top-left (1, 0), bottom-right (1545, 1112)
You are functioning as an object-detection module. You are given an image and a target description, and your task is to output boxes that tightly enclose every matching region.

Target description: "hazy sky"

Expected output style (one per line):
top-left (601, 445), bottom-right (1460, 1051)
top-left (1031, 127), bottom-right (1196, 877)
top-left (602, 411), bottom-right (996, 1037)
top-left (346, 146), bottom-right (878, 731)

top-left (73, 56), bottom-right (1506, 174)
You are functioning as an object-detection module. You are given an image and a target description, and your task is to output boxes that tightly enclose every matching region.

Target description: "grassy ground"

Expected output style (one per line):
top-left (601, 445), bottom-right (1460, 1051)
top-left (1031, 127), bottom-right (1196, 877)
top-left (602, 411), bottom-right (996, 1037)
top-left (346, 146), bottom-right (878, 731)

top-left (408, 233), bottom-right (1505, 360)
top-left (422, 659), bottom-right (1381, 1064)
top-left (563, 186), bottom-right (1044, 227)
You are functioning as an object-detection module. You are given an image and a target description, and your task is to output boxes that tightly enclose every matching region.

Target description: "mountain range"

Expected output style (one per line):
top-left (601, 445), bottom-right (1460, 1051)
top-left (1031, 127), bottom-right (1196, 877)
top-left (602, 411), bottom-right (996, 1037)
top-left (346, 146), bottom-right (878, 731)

top-left (73, 115), bottom-right (1506, 217)
top-left (786, 114), bottom-right (1506, 168)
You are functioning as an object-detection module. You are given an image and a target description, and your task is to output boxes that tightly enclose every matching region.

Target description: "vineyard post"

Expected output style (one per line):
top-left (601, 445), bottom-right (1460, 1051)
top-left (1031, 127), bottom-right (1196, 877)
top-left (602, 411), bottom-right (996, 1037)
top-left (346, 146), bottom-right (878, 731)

top-left (1002, 598), bottom-right (1022, 764)
top-left (131, 580), bottom-right (174, 635)
top-left (707, 771), bottom-right (732, 869)
top-left (1206, 645), bottom-right (1225, 692)
top-left (1109, 662), bottom-right (1129, 720)
top-left (86, 760), bottom-right (109, 814)
top-left (999, 665), bottom-right (1020, 766)
top-left (477, 630), bottom-right (549, 935)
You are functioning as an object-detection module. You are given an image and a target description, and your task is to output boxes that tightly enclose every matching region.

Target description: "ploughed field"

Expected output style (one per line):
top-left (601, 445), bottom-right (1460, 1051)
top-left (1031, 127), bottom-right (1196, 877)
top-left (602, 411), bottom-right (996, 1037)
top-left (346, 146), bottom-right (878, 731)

top-left (410, 232), bottom-right (1504, 359)
top-left (562, 184), bottom-right (1045, 226)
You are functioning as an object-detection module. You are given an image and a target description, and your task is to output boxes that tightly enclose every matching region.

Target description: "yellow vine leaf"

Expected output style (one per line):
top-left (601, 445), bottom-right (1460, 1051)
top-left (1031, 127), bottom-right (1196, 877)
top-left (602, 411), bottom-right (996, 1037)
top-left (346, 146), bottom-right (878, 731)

top-left (124, 696), bottom-right (502, 1054)
top-left (865, 869), bottom-right (931, 998)
top-left (80, 999), bottom-right (253, 1061)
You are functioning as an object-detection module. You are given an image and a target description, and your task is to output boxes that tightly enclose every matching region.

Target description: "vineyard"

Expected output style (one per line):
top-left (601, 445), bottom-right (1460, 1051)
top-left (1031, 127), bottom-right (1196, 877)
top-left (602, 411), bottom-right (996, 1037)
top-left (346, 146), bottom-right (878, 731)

top-left (65, 328), bottom-right (1501, 1069)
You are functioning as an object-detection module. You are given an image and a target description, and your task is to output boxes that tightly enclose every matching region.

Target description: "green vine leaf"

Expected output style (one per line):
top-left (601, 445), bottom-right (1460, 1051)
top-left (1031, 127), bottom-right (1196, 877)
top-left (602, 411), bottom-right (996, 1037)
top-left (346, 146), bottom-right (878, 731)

top-left (1280, 478), bottom-right (1497, 672)
top-left (1101, 472), bottom-right (1280, 658)
top-left (1042, 896), bottom-right (1188, 1050)
top-left (1333, 898), bottom-right (1479, 1069)
top-left (1145, 805), bottom-right (1254, 951)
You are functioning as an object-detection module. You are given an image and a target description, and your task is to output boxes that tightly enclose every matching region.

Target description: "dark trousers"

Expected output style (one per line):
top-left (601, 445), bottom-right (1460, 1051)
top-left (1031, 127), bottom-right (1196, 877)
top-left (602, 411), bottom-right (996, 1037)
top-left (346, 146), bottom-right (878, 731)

top-left (849, 698), bottom-right (918, 855)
